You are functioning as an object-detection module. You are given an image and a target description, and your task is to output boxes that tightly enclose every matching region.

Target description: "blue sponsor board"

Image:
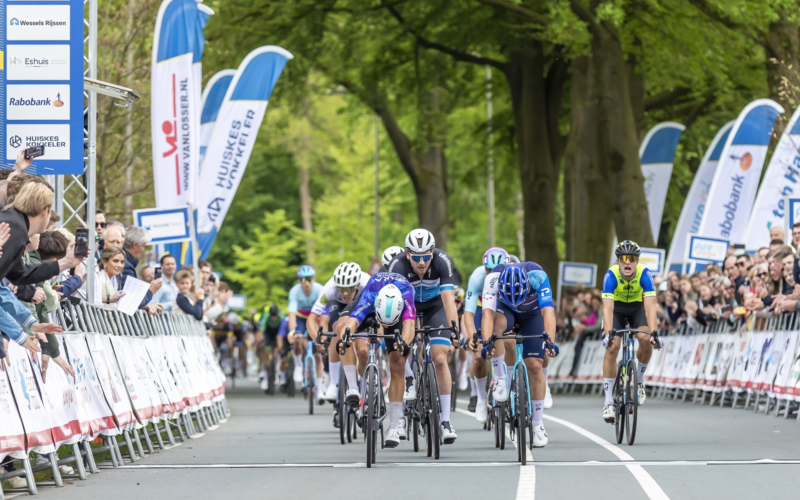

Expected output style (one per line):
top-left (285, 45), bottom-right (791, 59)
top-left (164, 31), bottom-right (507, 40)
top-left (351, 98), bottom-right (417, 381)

top-left (1, 0), bottom-right (84, 174)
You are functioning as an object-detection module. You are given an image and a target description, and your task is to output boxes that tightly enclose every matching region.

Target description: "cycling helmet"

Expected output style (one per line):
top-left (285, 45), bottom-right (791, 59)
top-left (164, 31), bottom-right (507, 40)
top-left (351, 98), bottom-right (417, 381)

top-left (483, 247), bottom-right (509, 270)
top-left (334, 262), bottom-right (362, 287)
top-left (498, 267), bottom-right (530, 307)
top-left (297, 265), bottom-right (316, 278)
top-left (405, 228), bottom-right (435, 253)
top-left (381, 246), bottom-right (404, 266)
top-left (453, 285), bottom-right (465, 302)
top-left (615, 240), bottom-right (641, 258)
top-left (268, 304), bottom-right (279, 316)
top-left (507, 254), bottom-right (521, 264)
top-left (227, 312), bottom-right (241, 326)
top-left (375, 284), bottom-right (404, 326)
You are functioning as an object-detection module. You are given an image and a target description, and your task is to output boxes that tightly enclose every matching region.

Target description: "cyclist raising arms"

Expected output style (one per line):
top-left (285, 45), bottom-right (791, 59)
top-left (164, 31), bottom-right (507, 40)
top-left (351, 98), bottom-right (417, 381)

top-left (338, 272), bottom-right (417, 448)
top-left (388, 228), bottom-right (460, 444)
top-left (463, 247), bottom-right (508, 423)
top-left (601, 241), bottom-right (659, 423)
top-left (481, 260), bottom-right (558, 448)
top-left (307, 262), bottom-right (371, 411)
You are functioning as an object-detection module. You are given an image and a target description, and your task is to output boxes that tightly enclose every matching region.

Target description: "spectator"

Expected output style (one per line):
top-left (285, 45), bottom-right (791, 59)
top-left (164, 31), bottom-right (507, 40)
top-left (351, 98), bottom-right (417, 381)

top-left (724, 255), bottom-right (745, 304)
top-left (792, 221), bottom-right (800, 248)
top-left (141, 265), bottom-right (154, 283)
top-left (53, 228), bottom-right (84, 298)
top-left (770, 225), bottom-right (785, 244)
top-left (198, 259), bottom-right (213, 285)
top-left (173, 268), bottom-right (204, 320)
top-left (769, 238), bottom-right (784, 251)
top-left (121, 226), bottom-right (163, 311)
top-left (205, 279), bottom-right (231, 322)
top-left (705, 264), bottom-right (722, 280)
top-left (150, 254), bottom-right (177, 311)
top-left (96, 209), bottom-right (106, 245)
top-left (104, 223), bottom-right (125, 249)
top-left (569, 290), bottom-right (603, 376)
top-left (755, 247), bottom-right (770, 265)
top-left (97, 247), bottom-right (126, 308)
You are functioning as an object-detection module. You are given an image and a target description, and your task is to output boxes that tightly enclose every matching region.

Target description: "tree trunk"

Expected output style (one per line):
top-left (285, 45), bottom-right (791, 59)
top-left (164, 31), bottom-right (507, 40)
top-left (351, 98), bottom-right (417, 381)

top-left (299, 98), bottom-right (315, 264)
top-left (564, 56), bottom-right (615, 286)
top-left (505, 44), bottom-right (560, 278)
top-left (766, 13), bottom-right (800, 135)
top-left (592, 24), bottom-right (654, 246)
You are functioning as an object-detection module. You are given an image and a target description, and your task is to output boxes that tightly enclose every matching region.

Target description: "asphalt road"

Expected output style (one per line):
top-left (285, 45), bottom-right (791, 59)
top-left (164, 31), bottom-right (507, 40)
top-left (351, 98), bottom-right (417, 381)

top-left (28, 379), bottom-right (800, 500)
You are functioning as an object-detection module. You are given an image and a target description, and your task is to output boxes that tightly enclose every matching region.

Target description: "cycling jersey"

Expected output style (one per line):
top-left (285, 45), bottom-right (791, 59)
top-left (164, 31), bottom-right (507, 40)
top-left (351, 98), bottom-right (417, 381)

top-left (349, 272), bottom-right (417, 325)
top-left (288, 282), bottom-right (324, 318)
top-left (602, 264), bottom-right (656, 303)
top-left (465, 265), bottom-right (487, 314)
top-left (262, 314), bottom-right (283, 344)
top-left (481, 262), bottom-right (554, 314)
top-left (387, 248), bottom-right (455, 303)
top-left (310, 272), bottom-right (371, 317)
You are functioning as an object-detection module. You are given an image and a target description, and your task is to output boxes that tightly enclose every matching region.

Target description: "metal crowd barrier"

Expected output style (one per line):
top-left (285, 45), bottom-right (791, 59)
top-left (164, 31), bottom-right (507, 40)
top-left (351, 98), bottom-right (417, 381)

top-left (1, 302), bottom-right (229, 498)
top-left (551, 311), bottom-right (800, 421)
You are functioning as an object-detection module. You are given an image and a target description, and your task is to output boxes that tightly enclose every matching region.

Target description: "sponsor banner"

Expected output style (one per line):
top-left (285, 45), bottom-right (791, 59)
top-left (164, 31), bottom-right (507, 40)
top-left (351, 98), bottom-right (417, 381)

top-left (7, 84), bottom-right (70, 120)
top-left (146, 338), bottom-right (187, 415)
top-left (713, 337), bottom-right (737, 391)
top-left (687, 235), bottom-right (729, 264)
top-left (5, 341), bottom-right (55, 452)
top-left (743, 331), bottom-right (770, 392)
top-left (639, 247), bottom-right (666, 275)
top-left (770, 331), bottom-right (798, 397)
top-left (697, 99), bottom-right (784, 244)
top-left (7, 5), bottom-right (71, 40)
top-left (667, 122), bottom-right (733, 273)
top-left (195, 46), bottom-right (293, 260)
top-left (199, 70), bottom-right (235, 165)
top-left (725, 331), bottom-right (752, 389)
top-left (6, 44), bottom-right (70, 80)
top-left (30, 338), bottom-right (83, 447)
top-left (0, 365), bottom-right (26, 458)
top-left (86, 334), bottom-right (136, 430)
top-left (64, 334), bottom-right (118, 436)
top-left (193, 4), bottom-right (214, 168)
top-left (639, 122), bottom-right (685, 242)
top-left (6, 123), bottom-right (70, 160)
top-left (109, 336), bottom-right (158, 424)
top-left (152, 0), bottom-right (206, 208)
top-left (133, 206), bottom-right (192, 244)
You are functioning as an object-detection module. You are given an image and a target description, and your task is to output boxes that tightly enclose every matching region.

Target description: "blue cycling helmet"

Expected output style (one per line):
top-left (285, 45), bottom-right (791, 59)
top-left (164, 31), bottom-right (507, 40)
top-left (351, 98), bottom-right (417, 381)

top-left (483, 247), bottom-right (509, 270)
top-left (498, 267), bottom-right (530, 306)
top-left (297, 265), bottom-right (316, 279)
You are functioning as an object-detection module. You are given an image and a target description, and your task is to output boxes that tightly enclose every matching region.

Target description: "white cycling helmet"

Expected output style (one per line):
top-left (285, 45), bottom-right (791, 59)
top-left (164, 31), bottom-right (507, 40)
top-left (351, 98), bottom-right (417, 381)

top-left (375, 284), bottom-right (405, 326)
top-left (405, 228), bottom-right (435, 253)
top-left (334, 262), bottom-right (362, 287)
top-left (381, 246), bottom-right (404, 266)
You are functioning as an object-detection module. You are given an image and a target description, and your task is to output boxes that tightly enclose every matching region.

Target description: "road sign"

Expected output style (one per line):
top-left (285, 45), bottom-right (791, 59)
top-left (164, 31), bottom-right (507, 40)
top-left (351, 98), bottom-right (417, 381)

top-left (557, 261), bottom-right (597, 310)
top-left (133, 207), bottom-right (191, 244)
top-left (686, 235), bottom-right (729, 264)
top-left (639, 247), bottom-right (666, 275)
top-left (1, 0), bottom-right (85, 174)
top-left (227, 294), bottom-right (246, 310)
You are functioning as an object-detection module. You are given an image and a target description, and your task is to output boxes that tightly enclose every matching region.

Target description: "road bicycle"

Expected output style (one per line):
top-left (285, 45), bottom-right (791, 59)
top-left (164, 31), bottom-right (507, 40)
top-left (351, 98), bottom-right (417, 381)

top-left (484, 327), bottom-right (554, 465)
top-left (339, 325), bottom-right (406, 468)
top-left (302, 332), bottom-right (335, 415)
top-left (608, 327), bottom-right (660, 446)
top-left (407, 319), bottom-right (459, 460)
top-left (335, 360), bottom-right (359, 445)
top-left (262, 344), bottom-right (277, 395)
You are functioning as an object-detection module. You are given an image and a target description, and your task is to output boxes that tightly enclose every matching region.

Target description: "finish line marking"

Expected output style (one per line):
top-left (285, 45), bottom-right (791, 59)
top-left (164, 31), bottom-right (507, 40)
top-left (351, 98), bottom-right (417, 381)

top-left (100, 458), bottom-right (800, 470)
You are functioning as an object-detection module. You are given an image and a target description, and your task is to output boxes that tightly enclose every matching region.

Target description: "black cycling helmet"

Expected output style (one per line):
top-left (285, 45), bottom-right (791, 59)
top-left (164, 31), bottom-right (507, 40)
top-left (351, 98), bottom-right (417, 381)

top-left (615, 240), bottom-right (641, 258)
top-left (507, 254), bottom-right (521, 264)
top-left (269, 304), bottom-right (279, 316)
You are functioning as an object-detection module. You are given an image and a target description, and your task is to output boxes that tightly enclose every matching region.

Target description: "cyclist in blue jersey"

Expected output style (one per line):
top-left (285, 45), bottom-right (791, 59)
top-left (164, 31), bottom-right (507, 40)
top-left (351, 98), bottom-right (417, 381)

top-left (463, 247), bottom-right (508, 422)
top-left (338, 272), bottom-right (417, 448)
top-left (481, 261), bottom-right (558, 448)
top-left (387, 228), bottom-right (460, 443)
top-left (287, 265), bottom-right (324, 394)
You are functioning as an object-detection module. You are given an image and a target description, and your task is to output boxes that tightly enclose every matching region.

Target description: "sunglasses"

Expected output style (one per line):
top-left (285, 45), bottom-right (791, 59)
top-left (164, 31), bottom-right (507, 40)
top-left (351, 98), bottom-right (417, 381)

top-left (338, 286), bottom-right (357, 294)
top-left (96, 222), bottom-right (106, 228)
top-left (299, 277), bottom-right (313, 283)
top-left (756, 272), bottom-right (768, 278)
top-left (618, 255), bottom-right (638, 264)
top-left (410, 253), bottom-right (433, 263)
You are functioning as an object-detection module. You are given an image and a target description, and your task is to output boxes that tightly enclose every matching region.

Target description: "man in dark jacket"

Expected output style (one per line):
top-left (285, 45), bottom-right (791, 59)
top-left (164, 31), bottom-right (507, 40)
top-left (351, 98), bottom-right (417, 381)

top-left (121, 225), bottom-right (162, 309)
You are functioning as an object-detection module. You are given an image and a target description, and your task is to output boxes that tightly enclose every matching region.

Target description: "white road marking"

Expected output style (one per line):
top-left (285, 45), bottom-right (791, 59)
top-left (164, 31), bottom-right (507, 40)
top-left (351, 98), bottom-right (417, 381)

top-left (543, 414), bottom-right (669, 500)
top-left (455, 404), bottom-right (534, 500)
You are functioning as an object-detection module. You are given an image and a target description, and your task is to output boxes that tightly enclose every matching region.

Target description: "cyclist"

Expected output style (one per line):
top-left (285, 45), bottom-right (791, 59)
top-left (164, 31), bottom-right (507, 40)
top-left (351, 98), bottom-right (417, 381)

top-left (337, 272), bottom-right (417, 448)
top-left (258, 305), bottom-right (284, 391)
top-left (381, 246), bottom-right (405, 272)
top-left (307, 262), bottom-right (371, 415)
top-left (287, 265), bottom-right (324, 395)
top-left (463, 247), bottom-right (508, 423)
top-left (453, 285), bottom-right (469, 393)
top-left (481, 261), bottom-right (558, 448)
top-left (601, 240), bottom-right (659, 424)
top-left (387, 228), bottom-right (460, 444)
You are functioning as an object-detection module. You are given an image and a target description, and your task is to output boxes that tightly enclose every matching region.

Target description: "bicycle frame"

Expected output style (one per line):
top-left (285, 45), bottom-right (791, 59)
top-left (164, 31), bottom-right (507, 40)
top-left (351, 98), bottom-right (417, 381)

top-left (303, 339), bottom-right (316, 389)
top-left (508, 339), bottom-right (531, 420)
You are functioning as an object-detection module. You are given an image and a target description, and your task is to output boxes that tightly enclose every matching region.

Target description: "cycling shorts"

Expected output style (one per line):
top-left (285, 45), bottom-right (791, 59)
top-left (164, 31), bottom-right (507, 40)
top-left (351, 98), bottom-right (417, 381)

top-left (295, 317), bottom-right (308, 336)
top-left (612, 301), bottom-right (648, 331)
top-left (416, 297), bottom-right (451, 347)
top-left (213, 333), bottom-right (227, 349)
top-left (499, 307), bottom-right (547, 360)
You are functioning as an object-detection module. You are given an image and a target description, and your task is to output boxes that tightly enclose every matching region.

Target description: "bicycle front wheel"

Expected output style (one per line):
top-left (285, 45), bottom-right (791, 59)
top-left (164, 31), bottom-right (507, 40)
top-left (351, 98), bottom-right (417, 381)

top-left (625, 359), bottom-right (638, 446)
top-left (427, 364), bottom-right (442, 460)
top-left (267, 354), bottom-right (276, 395)
top-left (338, 365), bottom-right (347, 445)
top-left (614, 361), bottom-right (624, 444)
top-left (307, 357), bottom-right (315, 415)
top-left (286, 358), bottom-right (296, 398)
top-left (366, 366), bottom-right (379, 468)
top-left (516, 364), bottom-right (529, 465)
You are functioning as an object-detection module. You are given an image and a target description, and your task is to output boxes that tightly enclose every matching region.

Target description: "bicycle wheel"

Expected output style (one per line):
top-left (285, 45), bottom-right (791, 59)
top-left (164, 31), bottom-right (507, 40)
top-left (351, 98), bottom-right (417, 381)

top-left (450, 356), bottom-right (457, 411)
top-left (307, 357), bottom-right (315, 415)
top-left (498, 404), bottom-right (506, 449)
top-left (625, 359), bottom-right (638, 446)
top-left (516, 364), bottom-right (529, 465)
top-left (427, 363), bottom-right (442, 460)
top-left (267, 354), bottom-right (276, 395)
top-left (412, 405), bottom-right (420, 452)
top-left (338, 365), bottom-right (347, 444)
top-left (614, 362), bottom-right (624, 444)
top-left (422, 369), bottom-right (433, 458)
top-left (286, 357), bottom-right (296, 398)
top-left (366, 366), bottom-right (378, 468)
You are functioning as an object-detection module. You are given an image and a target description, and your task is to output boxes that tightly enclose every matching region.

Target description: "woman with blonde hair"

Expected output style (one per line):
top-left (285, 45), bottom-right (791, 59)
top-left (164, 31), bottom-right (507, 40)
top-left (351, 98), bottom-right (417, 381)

top-left (96, 246), bottom-right (126, 308)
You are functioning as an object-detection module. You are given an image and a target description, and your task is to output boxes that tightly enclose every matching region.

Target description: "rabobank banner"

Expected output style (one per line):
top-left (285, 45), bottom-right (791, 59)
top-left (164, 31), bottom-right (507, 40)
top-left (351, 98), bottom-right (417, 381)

top-left (640, 122), bottom-right (685, 242)
top-left (199, 70), bottom-right (235, 166)
top-left (195, 46), bottom-right (293, 260)
top-left (151, 0), bottom-right (210, 208)
top-left (666, 121), bottom-right (733, 273)
top-left (697, 99), bottom-right (784, 244)
top-left (742, 106), bottom-right (800, 249)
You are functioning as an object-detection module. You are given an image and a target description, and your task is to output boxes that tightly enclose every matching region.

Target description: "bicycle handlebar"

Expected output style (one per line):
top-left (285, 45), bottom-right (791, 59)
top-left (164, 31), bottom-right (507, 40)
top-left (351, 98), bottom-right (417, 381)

top-left (414, 320), bottom-right (461, 346)
top-left (484, 328), bottom-right (555, 353)
top-left (608, 328), bottom-right (661, 349)
top-left (337, 326), bottom-right (406, 356)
